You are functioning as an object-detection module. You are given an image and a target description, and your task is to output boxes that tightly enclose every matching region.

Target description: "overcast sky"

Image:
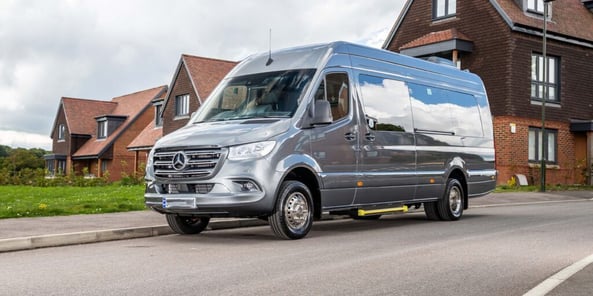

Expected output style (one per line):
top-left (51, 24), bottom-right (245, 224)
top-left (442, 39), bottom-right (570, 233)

top-left (0, 0), bottom-right (405, 150)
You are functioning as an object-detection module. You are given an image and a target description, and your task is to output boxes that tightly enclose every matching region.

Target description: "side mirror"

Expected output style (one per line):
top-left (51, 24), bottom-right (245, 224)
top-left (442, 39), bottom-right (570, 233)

top-left (312, 100), bottom-right (333, 126)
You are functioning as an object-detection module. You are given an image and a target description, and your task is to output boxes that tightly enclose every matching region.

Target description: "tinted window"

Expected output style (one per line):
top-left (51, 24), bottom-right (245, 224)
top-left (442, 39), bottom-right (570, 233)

top-left (315, 73), bottom-right (350, 121)
top-left (359, 75), bottom-right (413, 132)
top-left (193, 69), bottom-right (315, 122)
top-left (408, 83), bottom-right (482, 137)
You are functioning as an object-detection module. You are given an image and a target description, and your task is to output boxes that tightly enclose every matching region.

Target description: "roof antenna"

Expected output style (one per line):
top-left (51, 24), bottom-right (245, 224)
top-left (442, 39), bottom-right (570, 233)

top-left (266, 28), bottom-right (274, 66)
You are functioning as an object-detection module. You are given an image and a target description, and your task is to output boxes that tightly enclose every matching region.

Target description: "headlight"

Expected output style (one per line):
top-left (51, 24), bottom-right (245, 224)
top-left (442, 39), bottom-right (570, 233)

top-left (145, 148), bottom-right (155, 180)
top-left (228, 141), bottom-right (276, 160)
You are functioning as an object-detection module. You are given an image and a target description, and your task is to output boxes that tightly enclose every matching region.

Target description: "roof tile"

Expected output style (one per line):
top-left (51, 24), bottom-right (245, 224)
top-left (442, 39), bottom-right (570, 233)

top-left (127, 120), bottom-right (162, 150)
top-left (181, 54), bottom-right (238, 101)
top-left (495, 0), bottom-right (593, 43)
top-left (399, 28), bottom-right (472, 50)
top-left (72, 85), bottom-right (167, 158)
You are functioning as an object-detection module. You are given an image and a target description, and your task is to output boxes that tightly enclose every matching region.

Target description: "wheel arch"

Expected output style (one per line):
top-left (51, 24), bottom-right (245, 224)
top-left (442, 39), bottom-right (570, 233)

top-left (283, 167), bottom-right (322, 219)
top-left (448, 168), bottom-right (469, 210)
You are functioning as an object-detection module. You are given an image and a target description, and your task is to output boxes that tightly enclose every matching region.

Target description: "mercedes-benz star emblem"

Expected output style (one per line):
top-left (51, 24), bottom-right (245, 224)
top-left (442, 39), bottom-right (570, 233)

top-left (172, 152), bottom-right (187, 171)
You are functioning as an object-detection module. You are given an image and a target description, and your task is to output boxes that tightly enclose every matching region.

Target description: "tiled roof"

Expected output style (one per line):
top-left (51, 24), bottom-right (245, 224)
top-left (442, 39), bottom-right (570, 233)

top-left (72, 85), bottom-right (167, 158)
top-left (399, 28), bottom-right (472, 50)
top-left (494, 0), bottom-right (593, 43)
top-left (161, 55), bottom-right (237, 116)
top-left (182, 54), bottom-right (238, 102)
top-left (384, 0), bottom-right (593, 49)
top-left (59, 98), bottom-right (117, 136)
top-left (127, 121), bottom-right (162, 150)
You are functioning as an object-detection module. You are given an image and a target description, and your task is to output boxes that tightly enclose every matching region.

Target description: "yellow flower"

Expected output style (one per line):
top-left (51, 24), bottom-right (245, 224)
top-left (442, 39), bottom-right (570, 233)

top-left (38, 203), bottom-right (48, 210)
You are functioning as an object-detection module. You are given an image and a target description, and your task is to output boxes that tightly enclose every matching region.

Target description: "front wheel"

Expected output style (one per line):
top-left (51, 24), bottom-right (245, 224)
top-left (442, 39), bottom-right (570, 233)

top-left (436, 178), bottom-right (464, 221)
top-left (166, 214), bottom-right (210, 234)
top-left (268, 181), bottom-right (314, 240)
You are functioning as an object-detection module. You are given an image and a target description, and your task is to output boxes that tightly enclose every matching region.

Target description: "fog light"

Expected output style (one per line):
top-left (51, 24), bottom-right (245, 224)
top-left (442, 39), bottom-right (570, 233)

top-left (245, 182), bottom-right (256, 191)
top-left (234, 180), bottom-right (260, 192)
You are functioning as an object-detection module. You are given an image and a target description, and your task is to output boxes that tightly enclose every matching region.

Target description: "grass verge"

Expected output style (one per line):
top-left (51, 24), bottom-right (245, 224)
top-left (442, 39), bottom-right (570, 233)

top-left (494, 184), bottom-right (593, 193)
top-left (0, 185), bottom-right (145, 219)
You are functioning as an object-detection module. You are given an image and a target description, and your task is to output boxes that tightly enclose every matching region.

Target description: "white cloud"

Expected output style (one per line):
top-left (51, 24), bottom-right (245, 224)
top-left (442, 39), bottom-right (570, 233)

top-left (0, 0), bottom-right (406, 149)
top-left (0, 130), bottom-right (52, 150)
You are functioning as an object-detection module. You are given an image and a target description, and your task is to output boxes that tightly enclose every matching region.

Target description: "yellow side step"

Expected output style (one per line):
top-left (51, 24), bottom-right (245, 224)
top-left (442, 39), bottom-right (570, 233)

top-left (357, 205), bottom-right (409, 216)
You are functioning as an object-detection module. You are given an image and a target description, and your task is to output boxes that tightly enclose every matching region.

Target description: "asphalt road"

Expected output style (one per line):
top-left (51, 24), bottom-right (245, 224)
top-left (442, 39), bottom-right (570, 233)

top-left (2, 200), bottom-right (592, 296)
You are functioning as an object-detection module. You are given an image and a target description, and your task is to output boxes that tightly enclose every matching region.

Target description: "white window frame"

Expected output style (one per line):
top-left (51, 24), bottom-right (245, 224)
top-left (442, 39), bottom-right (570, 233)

top-left (531, 53), bottom-right (559, 103)
top-left (433, 0), bottom-right (456, 19)
top-left (529, 127), bottom-right (557, 164)
top-left (98, 120), bottom-right (108, 139)
top-left (527, 0), bottom-right (544, 14)
top-left (155, 103), bottom-right (163, 127)
top-left (58, 124), bottom-right (66, 141)
top-left (175, 94), bottom-right (190, 117)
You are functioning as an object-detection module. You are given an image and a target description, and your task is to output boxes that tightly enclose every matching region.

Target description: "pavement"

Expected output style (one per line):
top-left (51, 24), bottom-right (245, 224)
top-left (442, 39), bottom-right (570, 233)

top-left (1, 190), bottom-right (593, 295)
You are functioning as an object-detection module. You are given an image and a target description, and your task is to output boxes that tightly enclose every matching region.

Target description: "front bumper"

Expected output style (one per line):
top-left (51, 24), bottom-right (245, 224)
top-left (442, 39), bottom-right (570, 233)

top-left (144, 182), bottom-right (272, 217)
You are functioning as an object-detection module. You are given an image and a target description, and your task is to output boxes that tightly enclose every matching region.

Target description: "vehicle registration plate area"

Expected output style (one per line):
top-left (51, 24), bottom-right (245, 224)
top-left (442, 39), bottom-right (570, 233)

top-left (162, 197), bottom-right (197, 209)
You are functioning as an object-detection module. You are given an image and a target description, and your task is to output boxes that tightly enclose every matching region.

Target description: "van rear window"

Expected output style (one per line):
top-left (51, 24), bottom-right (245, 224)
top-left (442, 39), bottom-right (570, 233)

top-left (408, 83), bottom-right (483, 137)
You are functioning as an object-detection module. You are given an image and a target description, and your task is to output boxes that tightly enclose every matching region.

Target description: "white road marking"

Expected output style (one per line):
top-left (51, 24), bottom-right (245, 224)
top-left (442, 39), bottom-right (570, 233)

top-left (523, 253), bottom-right (593, 296)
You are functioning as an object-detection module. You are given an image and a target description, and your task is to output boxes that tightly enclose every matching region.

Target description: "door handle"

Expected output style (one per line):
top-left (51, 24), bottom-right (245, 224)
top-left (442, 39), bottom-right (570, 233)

top-left (365, 133), bottom-right (376, 141)
top-left (344, 132), bottom-right (356, 141)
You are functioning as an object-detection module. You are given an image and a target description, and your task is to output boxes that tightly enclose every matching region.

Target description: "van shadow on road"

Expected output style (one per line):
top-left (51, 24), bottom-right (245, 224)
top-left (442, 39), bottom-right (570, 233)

top-left (159, 211), bottom-right (494, 244)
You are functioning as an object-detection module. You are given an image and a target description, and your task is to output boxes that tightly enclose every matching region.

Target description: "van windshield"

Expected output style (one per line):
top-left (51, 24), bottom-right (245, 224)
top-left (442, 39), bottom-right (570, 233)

top-left (193, 69), bottom-right (316, 123)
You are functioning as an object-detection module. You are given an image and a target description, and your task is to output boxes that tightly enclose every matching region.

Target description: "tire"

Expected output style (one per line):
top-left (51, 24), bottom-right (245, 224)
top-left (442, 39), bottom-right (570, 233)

top-left (268, 181), bottom-right (314, 240)
top-left (166, 214), bottom-right (210, 235)
top-left (423, 201), bottom-right (441, 221)
top-left (436, 178), bottom-right (464, 221)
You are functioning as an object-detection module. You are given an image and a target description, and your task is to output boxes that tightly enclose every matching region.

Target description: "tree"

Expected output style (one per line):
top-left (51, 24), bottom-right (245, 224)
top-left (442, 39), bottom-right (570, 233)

top-left (0, 147), bottom-right (47, 173)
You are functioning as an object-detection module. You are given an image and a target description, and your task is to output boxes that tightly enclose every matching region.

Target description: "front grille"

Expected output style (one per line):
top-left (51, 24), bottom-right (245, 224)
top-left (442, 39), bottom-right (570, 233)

top-left (153, 148), bottom-right (225, 180)
top-left (162, 183), bottom-right (214, 194)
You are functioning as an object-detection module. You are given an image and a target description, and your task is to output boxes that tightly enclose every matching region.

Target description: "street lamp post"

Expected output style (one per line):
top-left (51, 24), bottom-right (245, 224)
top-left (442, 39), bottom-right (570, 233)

top-left (541, 0), bottom-right (555, 192)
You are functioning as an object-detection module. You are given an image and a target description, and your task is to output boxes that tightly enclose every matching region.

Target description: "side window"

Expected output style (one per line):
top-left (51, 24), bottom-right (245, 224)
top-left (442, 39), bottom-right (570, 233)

top-left (315, 73), bottom-right (350, 121)
top-left (359, 74), bottom-right (413, 132)
top-left (408, 83), bottom-right (482, 137)
top-left (448, 91), bottom-right (483, 137)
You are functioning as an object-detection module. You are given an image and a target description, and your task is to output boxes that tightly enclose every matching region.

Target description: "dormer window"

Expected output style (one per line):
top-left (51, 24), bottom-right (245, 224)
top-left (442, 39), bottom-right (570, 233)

top-left (95, 115), bottom-right (127, 140)
top-left (155, 103), bottom-right (163, 127)
top-left (98, 120), bottom-right (108, 139)
top-left (433, 0), bottom-right (456, 20)
top-left (58, 124), bottom-right (66, 141)
top-left (527, 0), bottom-right (544, 14)
top-left (526, 0), bottom-right (553, 17)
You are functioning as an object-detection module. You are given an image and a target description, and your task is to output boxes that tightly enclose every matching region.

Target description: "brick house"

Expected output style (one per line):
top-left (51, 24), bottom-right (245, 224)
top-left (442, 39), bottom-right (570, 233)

top-left (126, 94), bottom-right (166, 174)
top-left (45, 85), bottom-right (167, 181)
top-left (127, 54), bottom-right (237, 170)
top-left (161, 54), bottom-right (237, 135)
top-left (383, 0), bottom-right (593, 185)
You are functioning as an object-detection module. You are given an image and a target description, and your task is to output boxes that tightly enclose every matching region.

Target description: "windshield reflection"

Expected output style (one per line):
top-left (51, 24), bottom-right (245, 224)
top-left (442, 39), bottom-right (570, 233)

top-left (193, 69), bottom-right (316, 123)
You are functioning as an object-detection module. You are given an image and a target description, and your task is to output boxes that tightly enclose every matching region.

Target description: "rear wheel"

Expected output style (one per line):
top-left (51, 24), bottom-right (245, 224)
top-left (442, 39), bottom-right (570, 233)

top-left (166, 214), bottom-right (210, 234)
top-left (268, 181), bottom-right (314, 240)
top-left (437, 178), bottom-right (464, 221)
top-left (423, 201), bottom-right (441, 221)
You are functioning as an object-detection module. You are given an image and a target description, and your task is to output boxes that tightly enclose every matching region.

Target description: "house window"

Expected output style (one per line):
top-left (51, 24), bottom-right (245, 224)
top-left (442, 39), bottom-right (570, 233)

top-left (527, 0), bottom-right (544, 14)
top-left (433, 0), bottom-right (456, 19)
top-left (57, 160), bottom-right (66, 174)
top-left (175, 94), bottom-right (190, 117)
top-left (58, 124), bottom-right (66, 141)
top-left (101, 160), bottom-right (109, 175)
top-left (155, 104), bottom-right (163, 127)
top-left (98, 120), bottom-right (108, 139)
top-left (531, 53), bottom-right (559, 102)
top-left (529, 127), bottom-right (557, 163)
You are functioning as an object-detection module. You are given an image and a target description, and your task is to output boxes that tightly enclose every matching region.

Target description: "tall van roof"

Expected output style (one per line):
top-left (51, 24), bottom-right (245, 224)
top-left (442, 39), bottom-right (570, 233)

top-left (228, 41), bottom-right (484, 94)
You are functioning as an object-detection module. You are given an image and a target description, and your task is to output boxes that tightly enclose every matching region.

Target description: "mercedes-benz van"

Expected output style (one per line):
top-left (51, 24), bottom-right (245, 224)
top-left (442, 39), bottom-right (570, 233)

top-left (144, 41), bottom-right (496, 239)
